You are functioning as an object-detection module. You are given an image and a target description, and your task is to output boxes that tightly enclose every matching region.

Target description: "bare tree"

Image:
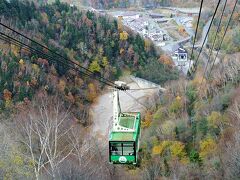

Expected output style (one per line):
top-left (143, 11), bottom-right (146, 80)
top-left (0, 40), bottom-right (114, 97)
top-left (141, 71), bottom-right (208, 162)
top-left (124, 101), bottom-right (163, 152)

top-left (141, 160), bottom-right (162, 180)
top-left (222, 102), bottom-right (240, 179)
top-left (66, 128), bottom-right (96, 179)
top-left (222, 132), bottom-right (240, 179)
top-left (68, 131), bottom-right (114, 180)
top-left (16, 96), bottom-right (74, 179)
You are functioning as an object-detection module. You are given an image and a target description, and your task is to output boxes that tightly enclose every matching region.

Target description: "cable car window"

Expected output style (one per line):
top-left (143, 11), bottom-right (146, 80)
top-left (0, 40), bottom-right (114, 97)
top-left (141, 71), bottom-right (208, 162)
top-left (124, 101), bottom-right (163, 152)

top-left (110, 142), bottom-right (135, 156)
top-left (180, 55), bottom-right (186, 59)
top-left (110, 143), bottom-right (122, 155)
top-left (122, 143), bottom-right (134, 146)
top-left (123, 146), bottom-right (134, 155)
top-left (123, 143), bottom-right (135, 156)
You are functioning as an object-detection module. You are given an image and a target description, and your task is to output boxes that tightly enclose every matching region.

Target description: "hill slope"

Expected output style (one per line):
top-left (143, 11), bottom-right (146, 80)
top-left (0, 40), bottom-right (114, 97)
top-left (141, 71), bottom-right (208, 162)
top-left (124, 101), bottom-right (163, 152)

top-left (0, 0), bottom-right (178, 116)
top-left (0, 0), bottom-right (178, 179)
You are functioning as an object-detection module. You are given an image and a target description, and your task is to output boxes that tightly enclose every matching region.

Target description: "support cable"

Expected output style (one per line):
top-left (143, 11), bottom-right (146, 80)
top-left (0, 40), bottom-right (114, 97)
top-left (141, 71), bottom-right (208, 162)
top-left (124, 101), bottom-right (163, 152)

top-left (197, 0), bottom-right (238, 96)
top-left (0, 22), bottom-right (117, 87)
top-left (198, 0), bottom-right (228, 91)
top-left (128, 87), bottom-right (160, 91)
top-left (124, 91), bottom-right (148, 110)
top-left (0, 32), bottom-right (116, 88)
top-left (190, 0), bottom-right (222, 75)
top-left (207, 0), bottom-right (238, 79)
top-left (187, 0), bottom-right (204, 76)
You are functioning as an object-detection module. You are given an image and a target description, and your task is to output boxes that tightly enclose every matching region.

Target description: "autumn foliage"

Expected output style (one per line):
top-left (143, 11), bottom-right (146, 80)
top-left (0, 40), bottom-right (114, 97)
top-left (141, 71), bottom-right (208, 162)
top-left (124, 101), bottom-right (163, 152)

top-left (142, 111), bottom-right (152, 128)
top-left (159, 55), bottom-right (174, 67)
top-left (87, 83), bottom-right (97, 103)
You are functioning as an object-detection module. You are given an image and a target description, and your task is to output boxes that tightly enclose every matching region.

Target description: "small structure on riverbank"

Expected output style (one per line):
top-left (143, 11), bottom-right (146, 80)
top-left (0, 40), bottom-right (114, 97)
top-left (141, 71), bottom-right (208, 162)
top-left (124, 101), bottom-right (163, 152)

top-left (174, 47), bottom-right (188, 66)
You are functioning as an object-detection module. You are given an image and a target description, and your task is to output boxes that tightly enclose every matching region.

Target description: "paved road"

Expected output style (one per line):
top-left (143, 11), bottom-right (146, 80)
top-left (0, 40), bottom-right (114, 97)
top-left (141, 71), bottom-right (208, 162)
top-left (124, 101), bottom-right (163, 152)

top-left (163, 7), bottom-right (200, 14)
top-left (195, 19), bottom-right (211, 48)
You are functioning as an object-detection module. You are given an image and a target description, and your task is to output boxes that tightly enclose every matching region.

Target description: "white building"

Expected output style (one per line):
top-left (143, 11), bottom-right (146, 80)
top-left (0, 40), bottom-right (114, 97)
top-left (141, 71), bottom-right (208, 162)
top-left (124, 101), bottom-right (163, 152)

top-left (174, 47), bottom-right (188, 66)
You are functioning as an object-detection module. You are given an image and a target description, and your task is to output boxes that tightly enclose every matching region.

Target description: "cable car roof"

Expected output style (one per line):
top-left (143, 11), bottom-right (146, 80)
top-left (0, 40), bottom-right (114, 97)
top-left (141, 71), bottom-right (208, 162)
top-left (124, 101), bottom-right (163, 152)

top-left (119, 116), bottom-right (135, 129)
top-left (110, 132), bottom-right (136, 141)
top-left (110, 112), bottom-right (140, 141)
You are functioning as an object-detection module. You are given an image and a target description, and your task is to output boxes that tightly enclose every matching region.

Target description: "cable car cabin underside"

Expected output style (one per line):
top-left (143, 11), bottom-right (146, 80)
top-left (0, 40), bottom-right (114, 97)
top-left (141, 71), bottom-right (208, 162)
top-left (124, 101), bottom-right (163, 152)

top-left (109, 112), bottom-right (141, 165)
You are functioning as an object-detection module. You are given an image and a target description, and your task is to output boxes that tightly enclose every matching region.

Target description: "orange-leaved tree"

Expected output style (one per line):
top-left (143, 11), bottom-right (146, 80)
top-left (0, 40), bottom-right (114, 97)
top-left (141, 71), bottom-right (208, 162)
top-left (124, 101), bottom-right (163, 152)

top-left (3, 89), bottom-right (12, 108)
top-left (142, 110), bottom-right (152, 128)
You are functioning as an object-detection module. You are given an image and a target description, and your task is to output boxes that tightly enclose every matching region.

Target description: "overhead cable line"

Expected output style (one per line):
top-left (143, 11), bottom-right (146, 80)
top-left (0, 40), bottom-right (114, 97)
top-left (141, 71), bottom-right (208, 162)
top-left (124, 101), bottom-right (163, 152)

top-left (187, 0), bottom-right (204, 76)
top-left (197, 0), bottom-right (238, 97)
top-left (190, 0), bottom-right (222, 75)
top-left (128, 87), bottom-right (160, 91)
top-left (0, 31), bottom-right (145, 91)
top-left (124, 91), bottom-right (148, 110)
top-left (0, 32), bottom-right (112, 87)
top-left (198, 0), bottom-right (228, 90)
top-left (0, 31), bottom-right (116, 88)
top-left (207, 0), bottom-right (238, 78)
top-left (0, 22), bottom-right (118, 88)
top-left (0, 24), bottom-right (162, 114)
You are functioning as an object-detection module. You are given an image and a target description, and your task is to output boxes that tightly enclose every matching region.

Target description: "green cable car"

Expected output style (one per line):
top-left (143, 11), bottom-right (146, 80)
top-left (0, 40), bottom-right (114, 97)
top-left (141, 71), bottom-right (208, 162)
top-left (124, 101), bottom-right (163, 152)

top-left (109, 81), bottom-right (141, 165)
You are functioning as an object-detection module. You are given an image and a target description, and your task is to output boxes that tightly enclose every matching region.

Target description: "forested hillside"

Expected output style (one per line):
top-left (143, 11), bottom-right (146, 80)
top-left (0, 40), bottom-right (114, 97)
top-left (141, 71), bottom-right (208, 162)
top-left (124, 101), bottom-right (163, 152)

top-left (138, 35), bottom-right (240, 180)
top-left (89, 0), bottom-right (218, 9)
top-left (89, 0), bottom-right (179, 9)
top-left (139, 53), bottom-right (240, 179)
top-left (1, 0), bottom-right (239, 179)
top-left (0, 0), bottom-right (177, 115)
top-left (137, 3), bottom-right (240, 177)
top-left (191, 0), bottom-right (240, 47)
top-left (0, 0), bottom-right (178, 179)
top-left (208, 3), bottom-right (240, 54)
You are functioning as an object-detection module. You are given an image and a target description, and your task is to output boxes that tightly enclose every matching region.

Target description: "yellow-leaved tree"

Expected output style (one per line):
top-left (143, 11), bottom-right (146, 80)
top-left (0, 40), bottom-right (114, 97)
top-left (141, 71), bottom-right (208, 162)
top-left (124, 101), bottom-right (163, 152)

top-left (118, 16), bottom-right (123, 32)
top-left (89, 59), bottom-right (101, 73)
top-left (170, 141), bottom-right (188, 163)
top-left (98, 46), bottom-right (104, 56)
top-left (207, 111), bottom-right (222, 129)
top-left (0, 151), bottom-right (33, 179)
top-left (192, 73), bottom-right (206, 88)
top-left (119, 31), bottom-right (128, 41)
top-left (144, 39), bottom-right (151, 52)
top-left (152, 140), bottom-right (172, 155)
top-left (152, 141), bottom-right (188, 163)
top-left (199, 137), bottom-right (217, 159)
top-left (120, 48), bottom-right (125, 55)
top-left (41, 12), bottom-right (49, 25)
top-left (153, 108), bottom-right (165, 121)
top-left (161, 120), bottom-right (176, 136)
top-left (32, 64), bottom-right (40, 77)
top-left (142, 111), bottom-right (152, 128)
top-left (169, 96), bottom-right (183, 115)
top-left (102, 57), bottom-right (109, 67)
top-left (19, 59), bottom-right (24, 65)
top-left (58, 79), bottom-right (66, 92)
top-left (19, 59), bottom-right (25, 72)
top-left (11, 44), bottom-right (20, 57)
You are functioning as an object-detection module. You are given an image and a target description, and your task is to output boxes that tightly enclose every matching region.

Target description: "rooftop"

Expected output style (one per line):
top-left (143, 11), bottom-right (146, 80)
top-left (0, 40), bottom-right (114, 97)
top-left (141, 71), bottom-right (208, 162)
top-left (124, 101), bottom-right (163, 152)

top-left (110, 112), bottom-right (140, 141)
top-left (119, 116), bottom-right (135, 129)
top-left (175, 47), bottom-right (187, 53)
top-left (111, 132), bottom-right (135, 141)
